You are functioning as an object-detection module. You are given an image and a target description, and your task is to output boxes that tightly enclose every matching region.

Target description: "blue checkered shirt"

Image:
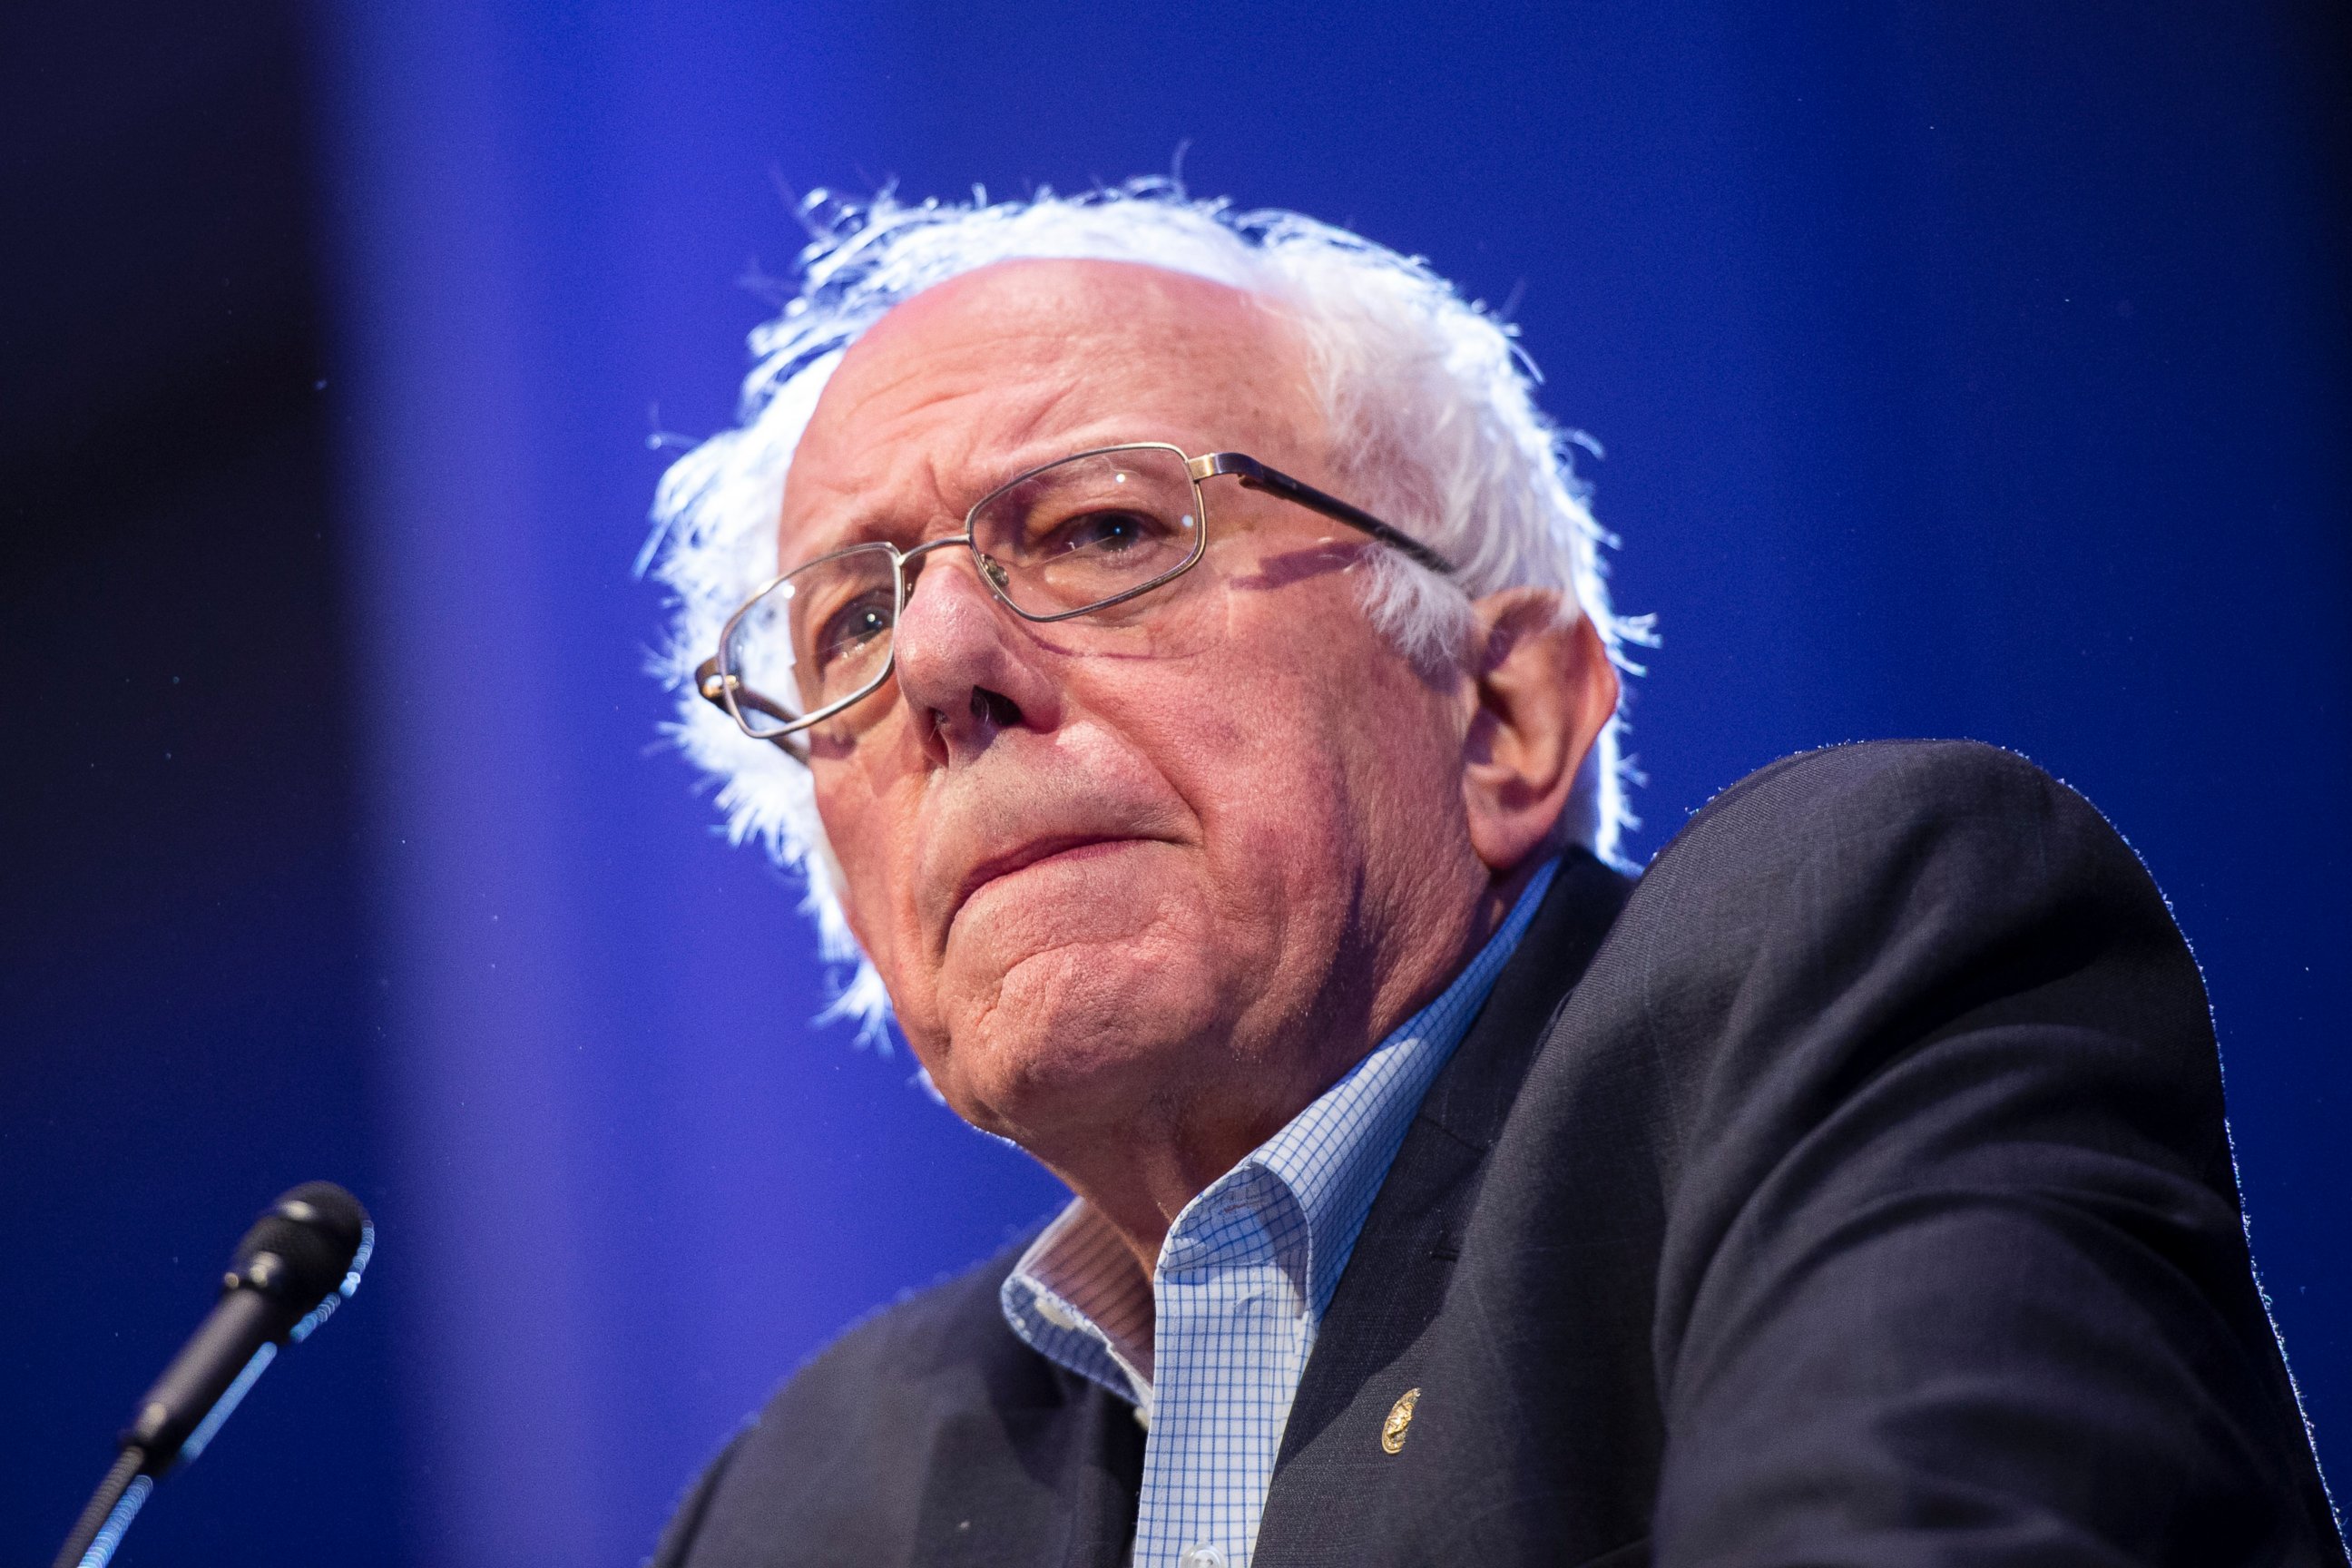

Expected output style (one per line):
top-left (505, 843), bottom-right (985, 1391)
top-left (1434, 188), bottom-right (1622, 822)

top-left (998, 858), bottom-right (1561, 1568)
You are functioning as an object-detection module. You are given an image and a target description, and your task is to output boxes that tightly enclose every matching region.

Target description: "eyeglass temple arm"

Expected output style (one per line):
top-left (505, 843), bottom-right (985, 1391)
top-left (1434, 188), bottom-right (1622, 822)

top-left (1192, 452), bottom-right (1458, 577)
top-left (692, 655), bottom-right (809, 743)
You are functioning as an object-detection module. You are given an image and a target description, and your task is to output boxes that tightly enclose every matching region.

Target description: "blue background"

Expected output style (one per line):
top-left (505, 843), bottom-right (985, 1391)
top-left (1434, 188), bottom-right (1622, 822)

top-left (3, 4), bottom-right (2344, 1564)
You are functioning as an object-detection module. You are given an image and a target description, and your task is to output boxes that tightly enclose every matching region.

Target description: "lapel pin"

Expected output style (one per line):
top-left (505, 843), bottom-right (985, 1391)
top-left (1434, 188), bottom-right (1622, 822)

top-left (1380, 1387), bottom-right (1422, 1454)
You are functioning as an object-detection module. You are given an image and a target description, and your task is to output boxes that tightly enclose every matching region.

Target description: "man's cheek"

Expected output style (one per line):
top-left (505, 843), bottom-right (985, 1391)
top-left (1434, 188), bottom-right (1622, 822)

top-left (848, 861), bottom-right (925, 1004)
top-left (863, 915), bottom-right (951, 1050)
top-left (815, 797), bottom-right (922, 1007)
top-left (1193, 718), bottom-right (1351, 871)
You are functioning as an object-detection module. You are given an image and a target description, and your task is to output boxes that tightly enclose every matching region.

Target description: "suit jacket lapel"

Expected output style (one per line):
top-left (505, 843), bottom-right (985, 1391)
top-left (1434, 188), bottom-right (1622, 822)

top-left (1255, 851), bottom-right (1632, 1556)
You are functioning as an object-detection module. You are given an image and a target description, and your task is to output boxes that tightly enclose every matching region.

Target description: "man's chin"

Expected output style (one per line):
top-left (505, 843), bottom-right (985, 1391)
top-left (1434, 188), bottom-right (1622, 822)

top-left (929, 955), bottom-right (1227, 1142)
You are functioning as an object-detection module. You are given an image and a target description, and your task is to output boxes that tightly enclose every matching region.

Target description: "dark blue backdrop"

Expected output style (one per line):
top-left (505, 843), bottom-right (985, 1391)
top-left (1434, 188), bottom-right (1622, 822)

top-left (5, 5), bottom-right (2343, 1565)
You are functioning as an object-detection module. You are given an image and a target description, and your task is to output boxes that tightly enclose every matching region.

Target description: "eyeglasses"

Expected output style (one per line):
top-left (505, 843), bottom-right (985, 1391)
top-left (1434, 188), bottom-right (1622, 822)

top-left (694, 442), bottom-right (1455, 761)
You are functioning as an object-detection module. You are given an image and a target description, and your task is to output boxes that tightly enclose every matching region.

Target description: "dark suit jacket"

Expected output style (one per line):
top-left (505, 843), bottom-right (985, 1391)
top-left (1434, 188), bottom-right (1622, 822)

top-left (653, 741), bottom-right (2345, 1566)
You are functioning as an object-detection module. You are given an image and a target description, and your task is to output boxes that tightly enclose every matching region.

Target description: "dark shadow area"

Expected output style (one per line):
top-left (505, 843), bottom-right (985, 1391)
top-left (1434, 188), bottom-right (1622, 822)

top-left (0, 2), bottom-right (397, 1562)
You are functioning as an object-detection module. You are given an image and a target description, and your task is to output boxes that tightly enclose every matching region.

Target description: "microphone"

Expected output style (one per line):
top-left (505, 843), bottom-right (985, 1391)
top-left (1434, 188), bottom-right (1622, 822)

top-left (52, 1181), bottom-right (375, 1568)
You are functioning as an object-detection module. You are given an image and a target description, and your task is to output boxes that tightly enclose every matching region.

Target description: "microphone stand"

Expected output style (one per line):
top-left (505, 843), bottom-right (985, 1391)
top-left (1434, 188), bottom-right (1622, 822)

top-left (53, 1449), bottom-right (152, 1568)
top-left (48, 1182), bottom-right (371, 1568)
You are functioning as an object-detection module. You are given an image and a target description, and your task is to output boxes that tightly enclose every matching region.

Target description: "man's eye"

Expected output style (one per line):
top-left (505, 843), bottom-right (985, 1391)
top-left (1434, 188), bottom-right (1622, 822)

top-left (1047, 508), bottom-right (1167, 556)
top-left (814, 593), bottom-right (894, 666)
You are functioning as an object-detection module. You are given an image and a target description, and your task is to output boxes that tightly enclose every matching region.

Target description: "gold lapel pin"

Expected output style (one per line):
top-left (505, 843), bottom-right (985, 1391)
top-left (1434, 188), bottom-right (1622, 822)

top-left (1380, 1387), bottom-right (1422, 1455)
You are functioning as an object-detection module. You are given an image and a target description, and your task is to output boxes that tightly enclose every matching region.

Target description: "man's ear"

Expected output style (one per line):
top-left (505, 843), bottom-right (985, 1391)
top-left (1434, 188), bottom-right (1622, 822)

top-left (1459, 587), bottom-right (1620, 876)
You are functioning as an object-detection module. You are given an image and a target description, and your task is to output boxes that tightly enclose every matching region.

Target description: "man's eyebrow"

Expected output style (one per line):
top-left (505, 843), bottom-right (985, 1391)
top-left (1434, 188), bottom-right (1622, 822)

top-left (783, 503), bottom-right (939, 570)
top-left (785, 446), bottom-right (1049, 566)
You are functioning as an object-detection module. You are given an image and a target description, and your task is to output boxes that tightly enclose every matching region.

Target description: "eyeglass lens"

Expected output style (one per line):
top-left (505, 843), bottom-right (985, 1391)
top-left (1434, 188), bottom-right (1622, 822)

top-left (720, 446), bottom-right (1203, 740)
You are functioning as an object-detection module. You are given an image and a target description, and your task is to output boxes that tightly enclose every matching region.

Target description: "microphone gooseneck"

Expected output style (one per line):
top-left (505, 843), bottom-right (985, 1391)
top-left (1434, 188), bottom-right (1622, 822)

top-left (51, 1181), bottom-right (373, 1568)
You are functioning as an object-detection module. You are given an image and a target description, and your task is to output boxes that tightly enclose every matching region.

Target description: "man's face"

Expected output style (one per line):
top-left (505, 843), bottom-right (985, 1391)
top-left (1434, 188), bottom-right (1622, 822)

top-left (779, 260), bottom-right (1494, 1165)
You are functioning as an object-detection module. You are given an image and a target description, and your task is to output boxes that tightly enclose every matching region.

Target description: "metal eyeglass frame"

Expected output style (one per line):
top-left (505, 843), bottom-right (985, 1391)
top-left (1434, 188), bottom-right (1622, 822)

top-left (693, 442), bottom-right (1458, 760)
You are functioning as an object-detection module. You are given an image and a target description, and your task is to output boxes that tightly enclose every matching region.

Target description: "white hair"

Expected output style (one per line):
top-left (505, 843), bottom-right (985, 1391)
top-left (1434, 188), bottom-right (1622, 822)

top-left (638, 178), bottom-right (1651, 1042)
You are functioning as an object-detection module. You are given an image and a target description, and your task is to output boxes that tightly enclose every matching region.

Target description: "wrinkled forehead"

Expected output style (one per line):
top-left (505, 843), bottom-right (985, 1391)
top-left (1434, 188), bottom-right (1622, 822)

top-left (778, 258), bottom-right (1324, 558)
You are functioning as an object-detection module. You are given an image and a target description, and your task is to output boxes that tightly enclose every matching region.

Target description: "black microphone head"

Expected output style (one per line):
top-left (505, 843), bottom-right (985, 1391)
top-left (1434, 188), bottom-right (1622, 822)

top-left (230, 1182), bottom-right (373, 1323)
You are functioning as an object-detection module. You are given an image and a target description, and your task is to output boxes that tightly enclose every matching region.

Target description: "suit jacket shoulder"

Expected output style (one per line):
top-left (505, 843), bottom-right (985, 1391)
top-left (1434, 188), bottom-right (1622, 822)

top-left (651, 1235), bottom-right (1145, 1568)
top-left (1260, 740), bottom-right (2341, 1565)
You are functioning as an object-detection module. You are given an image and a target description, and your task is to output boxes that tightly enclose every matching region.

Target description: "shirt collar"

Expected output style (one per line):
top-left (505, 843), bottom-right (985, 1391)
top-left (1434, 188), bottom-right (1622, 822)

top-left (1247, 853), bottom-right (1562, 1322)
top-left (1000, 857), bottom-right (1563, 1404)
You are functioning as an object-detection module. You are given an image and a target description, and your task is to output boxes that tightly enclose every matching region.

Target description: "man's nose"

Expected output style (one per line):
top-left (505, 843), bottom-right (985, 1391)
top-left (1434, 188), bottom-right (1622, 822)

top-left (888, 548), bottom-right (1058, 766)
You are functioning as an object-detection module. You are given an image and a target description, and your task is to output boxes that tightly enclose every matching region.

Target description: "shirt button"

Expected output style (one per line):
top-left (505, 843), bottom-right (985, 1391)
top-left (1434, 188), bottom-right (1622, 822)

top-left (1180, 1547), bottom-right (1228, 1568)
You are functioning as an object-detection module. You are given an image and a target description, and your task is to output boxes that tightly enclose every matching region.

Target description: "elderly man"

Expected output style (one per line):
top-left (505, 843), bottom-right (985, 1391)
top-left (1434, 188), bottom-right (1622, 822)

top-left (639, 185), bottom-right (2341, 1568)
